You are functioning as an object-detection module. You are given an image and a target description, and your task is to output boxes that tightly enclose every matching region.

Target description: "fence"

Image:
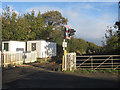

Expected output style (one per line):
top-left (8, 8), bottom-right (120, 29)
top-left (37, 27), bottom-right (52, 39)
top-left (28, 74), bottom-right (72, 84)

top-left (23, 51), bottom-right (37, 63)
top-left (62, 53), bottom-right (76, 71)
top-left (2, 51), bottom-right (37, 67)
top-left (2, 51), bottom-right (23, 67)
top-left (76, 55), bottom-right (120, 70)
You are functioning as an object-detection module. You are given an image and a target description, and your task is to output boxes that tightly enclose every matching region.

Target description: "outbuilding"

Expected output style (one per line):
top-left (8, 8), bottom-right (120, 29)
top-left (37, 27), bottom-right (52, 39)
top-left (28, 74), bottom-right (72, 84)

top-left (2, 40), bottom-right (26, 52)
top-left (27, 40), bottom-right (56, 58)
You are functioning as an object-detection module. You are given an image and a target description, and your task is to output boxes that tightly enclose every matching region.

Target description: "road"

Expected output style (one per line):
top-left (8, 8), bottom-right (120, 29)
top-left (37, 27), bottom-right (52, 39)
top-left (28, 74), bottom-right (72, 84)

top-left (2, 65), bottom-right (120, 89)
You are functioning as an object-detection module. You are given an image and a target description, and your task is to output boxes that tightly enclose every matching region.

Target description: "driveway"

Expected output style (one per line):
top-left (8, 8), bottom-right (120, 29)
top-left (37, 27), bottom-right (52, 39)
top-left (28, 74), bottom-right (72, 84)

top-left (2, 65), bottom-right (120, 88)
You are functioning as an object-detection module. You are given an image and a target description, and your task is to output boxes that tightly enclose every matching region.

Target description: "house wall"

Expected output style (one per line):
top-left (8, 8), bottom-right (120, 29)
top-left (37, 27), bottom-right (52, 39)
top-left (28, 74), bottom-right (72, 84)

top-left (27, 40), bottom-right (45, 58)
top-left (27, 40), bottom-right (57, 58)
top-left (46, 42), bottom-right (56, 57)
top-left (9, 41), bottom-right (26, 51)
top-left (2, 41), bottom-right (26, 52)
top-left (40, 40), bottom-right (47, 58)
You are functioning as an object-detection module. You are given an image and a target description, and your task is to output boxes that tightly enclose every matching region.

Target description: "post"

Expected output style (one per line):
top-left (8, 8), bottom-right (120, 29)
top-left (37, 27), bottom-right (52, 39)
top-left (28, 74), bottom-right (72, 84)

top-left (62, 39), bottom-right (67, 71)
top-left (2, 51), bottom-right (5, 67)
top-left (64, 50), bottom-right (67, 71)
top-left (74, 53), bottom-right (76, 70)
top-left (91, 56), bottom-right (93, 70)
top-left (45, 50), bottom-right (47, 62)
top-left (62, 55), bottom-right (65, 71)
top-left (23, 51), bottom-right (25, 63)
top-left (111, 56), bottom-right (113, 69)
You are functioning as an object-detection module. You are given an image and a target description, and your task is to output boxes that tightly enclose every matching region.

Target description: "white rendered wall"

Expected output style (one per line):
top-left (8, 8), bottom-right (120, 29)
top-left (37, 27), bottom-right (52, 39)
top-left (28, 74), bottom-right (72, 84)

top-left (2, 41), bottom-right (26, 52)
top-left (40, 40), bottom-right (47, 58)
top-left (9, 41), bottom-right (26, 51)
top-left (27, 40), bottom-right (56, 58)
top-left (27, 40), bottom-right (46, 58)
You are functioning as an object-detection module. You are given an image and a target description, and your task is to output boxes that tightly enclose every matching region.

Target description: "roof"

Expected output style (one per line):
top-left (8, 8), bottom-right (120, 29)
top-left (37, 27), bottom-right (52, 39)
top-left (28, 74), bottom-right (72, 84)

top-left (2, 40), bottom-right (25, 42)
top-left (27, 39), bottom-right (46, 42)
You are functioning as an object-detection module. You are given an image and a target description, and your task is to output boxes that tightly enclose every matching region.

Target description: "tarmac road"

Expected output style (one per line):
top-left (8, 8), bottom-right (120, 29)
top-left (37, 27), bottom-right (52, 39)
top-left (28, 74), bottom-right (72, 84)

top-left (2, 65), bottom-right (120, 89)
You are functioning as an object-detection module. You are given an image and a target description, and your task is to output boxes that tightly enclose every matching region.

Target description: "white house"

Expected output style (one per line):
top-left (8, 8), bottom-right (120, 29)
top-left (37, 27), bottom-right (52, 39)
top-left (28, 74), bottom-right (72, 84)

top-left (2, 40), bottom-right (26, 52)
top-left (27, 40), bottom-right (56, 58)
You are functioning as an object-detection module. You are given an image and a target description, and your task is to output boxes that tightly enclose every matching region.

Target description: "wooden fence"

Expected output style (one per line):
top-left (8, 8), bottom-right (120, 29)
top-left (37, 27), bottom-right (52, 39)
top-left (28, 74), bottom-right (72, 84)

top-left (62, 53), bottom-right (76, 71)
top-left (2, 51), bottom-right (23, 67)
top-left (23, 51), bottom-right (37, 63)
top-left (76, 55), bottom-right (120, 70)
top-left (2, 51), bottom-right (37, 67)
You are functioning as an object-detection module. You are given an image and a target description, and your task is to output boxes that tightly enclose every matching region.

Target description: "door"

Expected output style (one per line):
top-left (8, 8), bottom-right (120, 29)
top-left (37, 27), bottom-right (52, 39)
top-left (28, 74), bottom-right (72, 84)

top-left (32, 43), bottom-right (36, 51)
top-left (4, 43), bottom-right (9, 51)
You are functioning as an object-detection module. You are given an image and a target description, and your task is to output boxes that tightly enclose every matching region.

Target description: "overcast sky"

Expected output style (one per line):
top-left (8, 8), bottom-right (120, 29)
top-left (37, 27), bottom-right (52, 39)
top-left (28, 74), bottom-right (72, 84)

top-left (1, 1), bottom-right (118, 46)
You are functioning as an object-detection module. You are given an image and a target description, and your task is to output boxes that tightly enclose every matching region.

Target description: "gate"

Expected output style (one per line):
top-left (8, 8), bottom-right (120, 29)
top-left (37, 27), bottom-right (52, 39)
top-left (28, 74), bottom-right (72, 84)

top-left (62, 53), bottom-right (76, 71)
top-left (76, 55), bottom-right (120, 70)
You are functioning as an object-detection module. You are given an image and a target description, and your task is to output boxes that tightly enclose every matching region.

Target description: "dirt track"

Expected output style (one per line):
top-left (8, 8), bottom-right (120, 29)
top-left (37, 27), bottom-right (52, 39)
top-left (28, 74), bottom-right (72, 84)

top-left (2, 65), bottom-right (120, 88)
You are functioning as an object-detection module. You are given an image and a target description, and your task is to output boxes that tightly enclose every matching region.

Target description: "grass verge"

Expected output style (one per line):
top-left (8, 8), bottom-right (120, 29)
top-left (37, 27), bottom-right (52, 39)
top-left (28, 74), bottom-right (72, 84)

top-left (66, 67), bottom-right (120, 75)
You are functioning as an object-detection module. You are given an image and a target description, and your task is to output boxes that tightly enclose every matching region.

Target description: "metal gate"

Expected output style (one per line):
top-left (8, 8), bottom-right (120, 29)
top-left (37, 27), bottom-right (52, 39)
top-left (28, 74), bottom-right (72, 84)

top-left (76, 55), bottom-right (120, 70)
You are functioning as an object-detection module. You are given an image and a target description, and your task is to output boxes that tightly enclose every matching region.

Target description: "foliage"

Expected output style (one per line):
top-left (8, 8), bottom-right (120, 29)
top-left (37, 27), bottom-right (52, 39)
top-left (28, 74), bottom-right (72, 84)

top-left (42, 11), bottom-right (68, 26)
top-left (102, 26), bottom-right (120, 54)
top-left (67, 38), bottom-right (101, 55)
top-left (2, 6), bottom-right (101, 56)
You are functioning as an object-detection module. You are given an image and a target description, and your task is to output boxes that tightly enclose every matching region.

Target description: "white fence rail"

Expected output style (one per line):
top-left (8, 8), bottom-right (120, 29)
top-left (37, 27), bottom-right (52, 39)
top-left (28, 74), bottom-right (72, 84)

top-left (2, 51), bottom-right (37, 67)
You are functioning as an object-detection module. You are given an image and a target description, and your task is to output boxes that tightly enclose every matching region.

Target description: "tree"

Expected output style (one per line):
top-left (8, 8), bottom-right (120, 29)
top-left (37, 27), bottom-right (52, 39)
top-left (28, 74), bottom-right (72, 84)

top-left (42, 11), bottom-right (68, 26)
top-left (2, 6), bottom-right (102, 56)
top-left (103, 26), bottom-right (120, 54)
top-left (35, 11), bottom-right (45, 39)
top-left (2, 6), bottom-right (11, 40)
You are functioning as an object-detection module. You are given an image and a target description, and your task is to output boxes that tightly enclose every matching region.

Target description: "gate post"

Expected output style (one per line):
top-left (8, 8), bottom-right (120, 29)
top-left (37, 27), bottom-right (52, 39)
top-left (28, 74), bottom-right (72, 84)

top-left (62, 55), bottom-right (65, 71)
top-left (73, 53), bottom-right (76, 70)
top-left (62, 50), bottom-right (67, 71)
top-left (64, 50), bottom-right (67, 71)
top-left (91, 56), bottom-right (93, 70)
top-left (111, 56), bottom-right (113, 69)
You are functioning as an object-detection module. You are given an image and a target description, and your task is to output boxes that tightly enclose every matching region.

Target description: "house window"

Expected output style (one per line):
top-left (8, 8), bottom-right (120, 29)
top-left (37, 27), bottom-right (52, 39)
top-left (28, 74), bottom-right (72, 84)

top-left (16, 48), bottom-right (24, 51)
top-left (32, 43), bottom-right (36, 51)
top-left (4, 43), bottom-right (9, 51)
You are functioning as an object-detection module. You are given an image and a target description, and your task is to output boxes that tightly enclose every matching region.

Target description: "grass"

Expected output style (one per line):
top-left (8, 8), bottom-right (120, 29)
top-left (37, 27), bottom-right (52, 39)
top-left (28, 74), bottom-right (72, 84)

top-left (34, 59), bottom-right (120, 74)
top-left (69, 67), bottom-right (120, 75)
top-left (35, 59), bottom-right (49, 63)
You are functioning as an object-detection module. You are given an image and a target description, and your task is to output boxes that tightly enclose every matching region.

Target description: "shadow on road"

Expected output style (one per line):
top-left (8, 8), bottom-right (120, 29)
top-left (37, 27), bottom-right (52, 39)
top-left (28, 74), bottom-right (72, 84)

top-left (2, 67), bottom-right (120, 89)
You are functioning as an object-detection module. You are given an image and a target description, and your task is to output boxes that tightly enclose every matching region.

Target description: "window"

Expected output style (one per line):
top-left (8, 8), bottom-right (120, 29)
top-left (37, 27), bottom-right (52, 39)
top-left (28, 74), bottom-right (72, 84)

top-left (16, 48), bottom-right (24, 51)
top-left (4, 43), bottom-right (9, 51)
top-left (32, 43), bottom-right (36, 51)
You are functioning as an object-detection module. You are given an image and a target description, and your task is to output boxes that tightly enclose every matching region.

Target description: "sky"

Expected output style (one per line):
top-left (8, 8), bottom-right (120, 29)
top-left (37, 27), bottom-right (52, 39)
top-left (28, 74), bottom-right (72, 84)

top-left (1, 1), bottom-right (119, 46)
